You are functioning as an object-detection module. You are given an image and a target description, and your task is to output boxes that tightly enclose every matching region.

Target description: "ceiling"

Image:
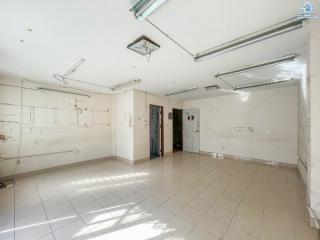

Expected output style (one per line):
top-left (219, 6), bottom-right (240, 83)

top-left (0, 0), bottom-right (319, 99)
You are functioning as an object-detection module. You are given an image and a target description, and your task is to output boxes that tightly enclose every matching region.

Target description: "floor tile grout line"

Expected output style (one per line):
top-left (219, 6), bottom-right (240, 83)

top-left (15, 169), bottom-right (147, 236)
top-left (56, 170), bottom-right (153, 238)
top-left (7, 155), bottom-right (316, 240)
top-left (133, 163), bottom-right (223, 236)
top-left (33, 231), bottom-right (56, 240)
top-left (86, 165), bottom-right (176, 233)
top-left (57, 181), bottom-right (96, 238)
top-left (185, 164), bottom-right (251, 239)
top-left (257, 167), bottom-right (273, 240)
top-left (13, 180), bottom-right (16, 240)
top-left (285, 170), bottom-right (299, 240)
top-left (220, 165), bottom-right (259, 240)
top-left (36, 174), bottom-right (83, 233)
top-left (33, 178), bottom-right (57, 240)
top-left (295, 170), bottom-right (311, 226)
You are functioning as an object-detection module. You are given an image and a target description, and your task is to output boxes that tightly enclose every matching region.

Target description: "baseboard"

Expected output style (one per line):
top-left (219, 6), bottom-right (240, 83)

top-left (115, 156), bottom-right (135, 165)
top-left (296, 159), bottom-right (319, 229)
top-left (307, 206), bottom-right (320, 229)
top-left (117, 151), bottom-right (174, 166)
top-left (134, 157), bottom-right (150, 164)
top-left (1, 151), bottom-right (176, 180)
top-left (200, 151), bottom-right (297, 168)
top-left (303, 185), bottom-right (320, 230)
top-left (1, 156), bottom-right (114, 180)
top-left (115, 156), bottom-right (150, 165)
top-left (164, 151), bottom-right (174, 157)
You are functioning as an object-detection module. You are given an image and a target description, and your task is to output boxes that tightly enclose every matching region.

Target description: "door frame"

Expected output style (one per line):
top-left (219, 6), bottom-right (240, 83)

top-left (149, 104), bottom-right (164, 159)
top-left (172, 108), bottom-right (183, 152)
top-left (183, 108), bottom-right (200, 153)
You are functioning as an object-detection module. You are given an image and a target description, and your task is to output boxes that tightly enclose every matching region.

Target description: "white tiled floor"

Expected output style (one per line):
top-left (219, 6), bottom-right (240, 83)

top-left (0, 152), bottom-right (318, 240)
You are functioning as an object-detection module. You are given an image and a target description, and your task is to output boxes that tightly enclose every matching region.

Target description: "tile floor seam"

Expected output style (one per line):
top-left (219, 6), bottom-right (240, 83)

top-left (3, 154), bottom-right (317, 240)
top-left (33, 231), bottom-right (55, 240)
top-left (34, 179), bottom-right (57, 240)
top-left (257, 167), bottom-right (273, 240)
top-left (43, 217), bottom-right (79, 235)
top-left (57, 181), bottom-right (95, 238)
top-left (285, 170), bottom-right (299, 240)
top-left (13, 180), bottom-right (16, 240)
top-left (220, 165), bottom-right (259, 240)
top-left (185, 165), bottom-right (251, 239)
top-left (296, 174), bottom-right (310, 224)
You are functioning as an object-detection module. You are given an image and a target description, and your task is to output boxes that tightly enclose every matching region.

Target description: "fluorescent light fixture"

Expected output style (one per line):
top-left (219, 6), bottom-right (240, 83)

top-left (111, 79), bottom-right (142, 91)
top-left (234, 79), bottom-right (294, 91)
top-left (195, 18), bottom-right (305, 62)
top-left (205, 85), bottom-right (220, 91)
top-left (165, 87), bottom-right (198, 96)
top-left (131, 0), bottom-right (169, 20)
top-left (53, 58), bottom-right (86, 84)
top-left (215, 54), bottom-right (296, 78)
top-left (38, 87), bottom-right (90, 97)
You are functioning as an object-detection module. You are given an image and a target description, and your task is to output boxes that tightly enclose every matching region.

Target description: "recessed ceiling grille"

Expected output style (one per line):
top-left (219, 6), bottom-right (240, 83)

top-left (205, 85), bottom-right (220, 91)
top-left (127, 35), bottom-right (160, 56)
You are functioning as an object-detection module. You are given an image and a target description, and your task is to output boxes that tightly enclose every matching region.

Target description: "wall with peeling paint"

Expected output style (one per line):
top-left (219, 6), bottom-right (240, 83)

top-left (0, 78), bottom-right (113, 177)
top-left (183, 86), bottom-right (298, 164)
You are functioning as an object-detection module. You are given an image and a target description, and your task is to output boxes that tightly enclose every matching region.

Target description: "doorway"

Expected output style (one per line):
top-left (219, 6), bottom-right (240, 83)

top-left (183, 109), bottom-right (200, 153)
top-left (150, 105), bottom-right (164, 159)
top-left (173, 109), bottom-right (183, 152)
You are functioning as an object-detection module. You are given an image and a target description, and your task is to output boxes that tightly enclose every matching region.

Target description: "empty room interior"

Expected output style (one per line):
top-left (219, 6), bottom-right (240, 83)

top-left (0, 0), bottom-right (320, 239)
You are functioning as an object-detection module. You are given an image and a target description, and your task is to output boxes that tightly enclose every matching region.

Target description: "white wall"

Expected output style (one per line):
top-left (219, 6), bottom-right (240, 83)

top-left (0, 78), bottom-right (113, 177)
top-left (309, 29), bottom-right (320, 219)
top-left (133, 90), bottom-right (182, 161)
top-left (297, 66), bottom-right (310, 185)
top-left (183, 86), bottom-right (298, 164)
top-left (114, 91), bottom-right (134, 162)
top-left (0, 85), bottom-right (182, 175)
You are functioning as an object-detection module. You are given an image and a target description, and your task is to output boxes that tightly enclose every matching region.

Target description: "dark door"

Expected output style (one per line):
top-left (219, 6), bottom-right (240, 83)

top-left (150, 105), bottom-right (164, 159)
top-left (173, 108), bottom-right (183, 152)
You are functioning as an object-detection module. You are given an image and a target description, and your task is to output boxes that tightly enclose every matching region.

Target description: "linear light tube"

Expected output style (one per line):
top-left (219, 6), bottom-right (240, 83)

top-left (131, 0), bottom-right (168, 20)
top-left (38, 87), bottom-right (90, 97)
top-left (53, 58), bottom-right (86, 84)
top-left (111, 79), bottom-right (142, 91)
top-left (62, 58), bottom-right (85, 78)
top-left (195, 18), bottom-right (305, 62)
top-left (165, 87), bottom-right (198, 96)
top-left (234, 79), bottom-right (294, 91)
top-left (215, 54), bottom-right (296, 78)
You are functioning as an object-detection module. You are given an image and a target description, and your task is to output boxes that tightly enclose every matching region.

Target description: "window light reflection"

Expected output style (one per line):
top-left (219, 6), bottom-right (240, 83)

top-left (71, 172), bottom-right (149, 185)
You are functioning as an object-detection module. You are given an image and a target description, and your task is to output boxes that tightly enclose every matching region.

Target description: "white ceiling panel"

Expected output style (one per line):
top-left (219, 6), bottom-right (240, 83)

top-left (149, 0), bottom-right (306, 53)
top-left (0, 0), bottom-right (319, 99)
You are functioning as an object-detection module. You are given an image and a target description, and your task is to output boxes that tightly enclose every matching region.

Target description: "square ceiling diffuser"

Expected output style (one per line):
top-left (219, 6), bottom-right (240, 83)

top-left (127, 35), bottom-right (160, 56)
